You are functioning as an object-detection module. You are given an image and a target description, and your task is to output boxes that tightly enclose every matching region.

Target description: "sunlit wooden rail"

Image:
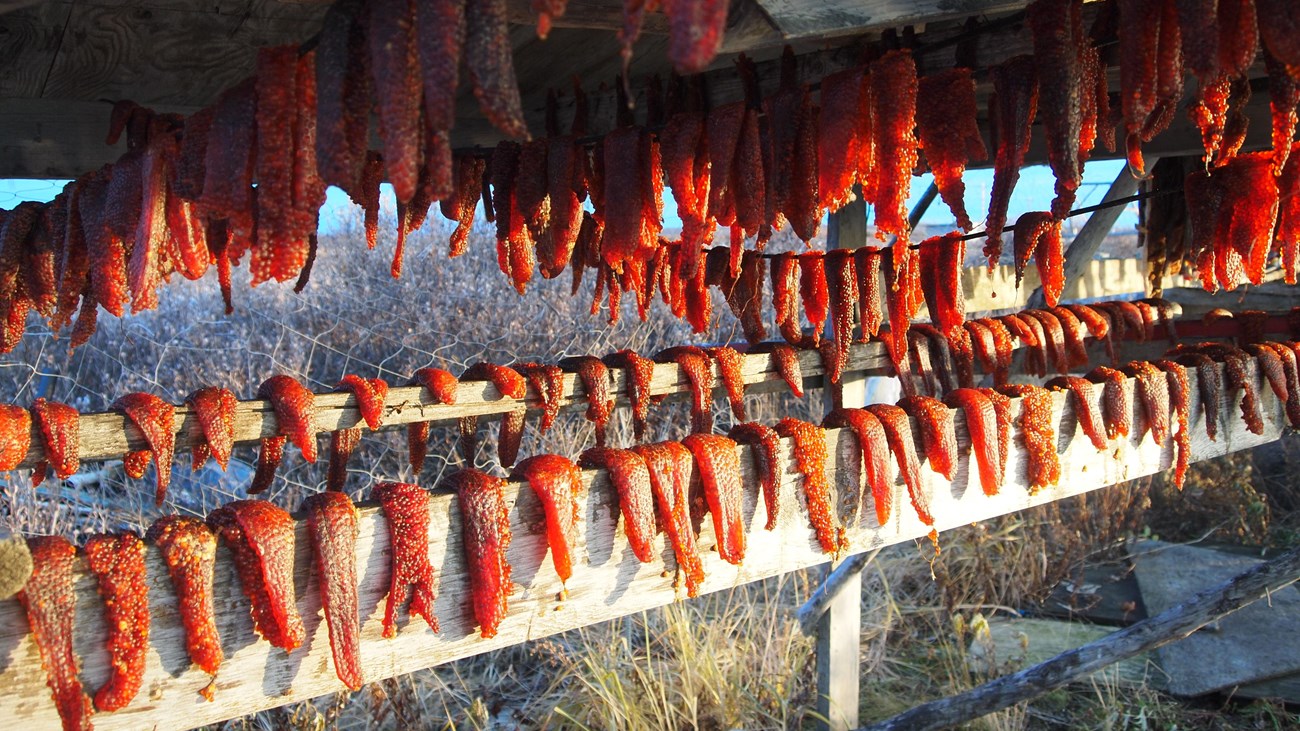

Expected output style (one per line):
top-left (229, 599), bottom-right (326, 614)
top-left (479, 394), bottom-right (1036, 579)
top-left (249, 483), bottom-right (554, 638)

top-left (0, 344), bottom-right (1286, 729)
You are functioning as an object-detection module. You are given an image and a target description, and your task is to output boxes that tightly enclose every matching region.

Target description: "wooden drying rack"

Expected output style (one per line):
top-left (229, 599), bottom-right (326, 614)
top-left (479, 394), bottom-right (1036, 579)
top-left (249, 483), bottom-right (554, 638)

top-left (17, 306), bottom-right (1274, 470)
top-left (0, 317), bottom-right (1291, 729)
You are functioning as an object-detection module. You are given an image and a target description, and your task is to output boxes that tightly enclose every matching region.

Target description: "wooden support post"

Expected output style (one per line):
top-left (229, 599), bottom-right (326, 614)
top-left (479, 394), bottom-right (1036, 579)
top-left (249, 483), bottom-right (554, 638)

top-left (1026, 164), bottom-right (1148, 309)
top-left (818, 196), bottom-right (868, 731)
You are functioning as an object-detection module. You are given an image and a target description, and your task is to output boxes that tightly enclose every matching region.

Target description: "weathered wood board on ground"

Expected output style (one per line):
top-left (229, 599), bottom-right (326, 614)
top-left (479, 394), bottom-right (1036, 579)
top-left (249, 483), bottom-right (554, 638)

top-left (970, 618), bottom-right (1160, 688)
top-left (1130, 539), bottom-right (1300, 699)
top-left (0, 353), bottom-right (1286, 729)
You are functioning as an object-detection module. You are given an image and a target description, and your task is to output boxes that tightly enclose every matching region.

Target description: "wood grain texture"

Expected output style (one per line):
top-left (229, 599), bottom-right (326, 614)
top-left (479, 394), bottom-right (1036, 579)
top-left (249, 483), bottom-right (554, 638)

top-left (0, 352), bottom-right (1281, 730)
top-left (754, 0), bottom-right (1027, 40)
top-left (11, 341), bottom-right (892, 470)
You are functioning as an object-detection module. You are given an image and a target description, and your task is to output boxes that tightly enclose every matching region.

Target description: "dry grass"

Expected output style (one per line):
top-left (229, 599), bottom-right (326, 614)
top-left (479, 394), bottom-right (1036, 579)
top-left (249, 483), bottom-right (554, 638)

top-left (0, 201), bottom-right (1297, 730)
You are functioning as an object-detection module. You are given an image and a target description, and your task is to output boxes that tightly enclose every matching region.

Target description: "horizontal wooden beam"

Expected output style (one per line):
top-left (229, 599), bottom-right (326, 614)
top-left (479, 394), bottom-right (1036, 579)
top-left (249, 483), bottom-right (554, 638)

top-left (13, 301), bottom-right (1210, 472)
top-left (0, 348), bottom-right (1282, 730)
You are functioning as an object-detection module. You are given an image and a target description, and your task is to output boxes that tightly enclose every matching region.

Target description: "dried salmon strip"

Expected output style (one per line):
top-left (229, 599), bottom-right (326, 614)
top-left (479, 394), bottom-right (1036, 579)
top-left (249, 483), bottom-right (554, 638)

top-left (1045, 376), bottom-right (1108, 452)
top-left (1154, 359), bottom-right (1191, 490)
top-left (303, 492), bottom-right (362, 691)
top-left (1243, 344), bottom-right (1290, 410)
top-left (824, 407), bottom-right (894, 525)
top-left (870, 50), bottom-right (920, 244)
top-left (916, 67), bottom-right (986, 231)
top-left (563, 356), bottom-right (615, 446)
top-left (855, 247), bottom-right (884, 341)
top-left (512, 455), bottom-right (584, 583)
top-left (515, 363), bottom-right (564, 434)
top-left (655, 346), bottom-right (715, 433)
top-left (604, 349), bottom-right (655, 439)
top-left (865, 404), bottom-right (932, 526)
top-left (985, 55), bottom-right (1039, 268)
top-left (1121, 361), bottom-right (1171, 445)
top-left (771, 252), bottom-right (803, 345)
top-left (0, 403), bottom-right (31, 470)
top-left (407, 367), bottom-right (459, 474)
top-left (1262, 342), bottom-right (1300, 428)
top-left (977, 387), bottom-right (1013, 486)
top-left (336, 374), bottom-right (388, 431)
top-left (798, 252), bottom-right (829, 347)
top-left (444, 469), bottom-right (513, 638)
top-left (1171, 351), bottom-right (1221, 440)
top-left (1085, 365), bottom-right (1132, 441)
top-left (824, 249), bottom-right (858, 383)
top-left (682, 434), bottom-right (745, 564)
top-left (146, 516), bottom-right (222, 679)
top-left (1193, 343), bottom-right (1266, 435)
top-left (83, 532), bottom-right (150, 712)
top-left (630, 442), bottom-right (705, 597)
top-left (774, 418), bottom-right (842, 554)
top-left (899, 395), bottom-right (958, 481)
top-left (998, 384), bottom-right (1060, 493)
top-left (918, 232), bottom-right (967, 342)
top-left (372, 481), bottom-right (439, 637)
top-left (208, 500), bottom-right (305, 652)
top-left (327, 427), bottom-right (360, 492)
top-left (250, 435), bottom-right (286, 495)
top-left (30, 398), bottom-right (79, 484)
top-left (944, 389), bottom-right (1002, 496)
top-left (579, 447), bottom-right (656, 563)
top-left (749, 342), bottom-right (805, 398)
top-left (705, 346), bottom-right (747, 422)
top-left (112, 392), bottom-right (176, 505)
top-left (465, 0), bottom-right (527, 140)
top-left (19, 536), bottom-right (92, 731)
top-left (728, 422), bottom-right (783, 530)
top-left (258, 375), bottom-right (318, 462)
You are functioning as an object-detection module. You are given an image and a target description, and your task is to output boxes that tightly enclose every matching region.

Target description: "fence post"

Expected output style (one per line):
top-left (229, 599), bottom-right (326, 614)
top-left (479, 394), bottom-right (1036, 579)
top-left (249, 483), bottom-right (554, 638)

top-left (816, 194), bottom-right (868, 731)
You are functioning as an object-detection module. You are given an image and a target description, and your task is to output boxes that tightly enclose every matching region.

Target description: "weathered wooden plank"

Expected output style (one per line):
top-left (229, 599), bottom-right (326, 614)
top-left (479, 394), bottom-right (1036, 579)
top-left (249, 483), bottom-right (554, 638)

top-left (0, 349), bottom-right (1281, 730)
top-left (753, 0), bottom-right (1027, 40)
top-left (11, 341), bottom-right (893, 470)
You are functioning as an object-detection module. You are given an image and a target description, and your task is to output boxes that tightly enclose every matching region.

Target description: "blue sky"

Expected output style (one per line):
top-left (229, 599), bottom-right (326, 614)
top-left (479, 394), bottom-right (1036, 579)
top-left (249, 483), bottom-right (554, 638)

top-left (0, 158), bottom-right (1139, 238)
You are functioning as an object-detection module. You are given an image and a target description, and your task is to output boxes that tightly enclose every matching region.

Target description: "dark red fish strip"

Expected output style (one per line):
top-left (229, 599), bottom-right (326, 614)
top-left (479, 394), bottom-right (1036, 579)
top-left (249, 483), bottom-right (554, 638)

top-left (1045, 376), bottom-right (1108, 451)
top-left (774, 418), bottom-right (843, 554)
top-left (0, 403), bottom-right (31, 470)
top-left (824, 249), bottom-right (858, 383)
top-left (579, 447), bottom-right (656, 563)
top-left (604, 349), bottom-right (655, 440)
top-left (682, 434), bottom-right (745, 564)
top-left (250, 435), bottom-right (286, 494)
top-left (407, 367), bottom-right (459, 474)
top-left (656, 346), bottom-right (715, 433)
top-left (1085, 365), bottom-right (1132, 440)
top-left (944, 389), bottom-right (1002, 496)
top-left (373, 482), bottom-right (439, 636)
top-left (1171, 352), bottom-right (1221, 440)
top-left (111, 392), bottom-right (175, 505)
top-left (918, 232), bottom-right (967, 341)
top-left (899, 395), bottom-right (959, 481)
top-left (997, 384), bottom-right (1061, 493)
top-left (855, 247), bottom-right (884, 340)
top-left (798, 252), bottom-right (829, 346)
top-left (30, 398), bottom-right (79, 483)
top-left (336, 374), bottom-right (388, 431)
top-left (327, 427), bottom-right (360, 491)
top-left (564, 356), bottom-right (614, 445)
top-left (1154, 359), bottom-right (1191, 490)
top-left (824, 407), bottom-right (894, 525)
top-left (630, 442), bottom-right (705, 596)
top-left (977, 387), bottom-right (1013, 485)
top-left (705, 346), bottom-right (747, 422)
top-left (19, 536), bottom-right (92, 731)
top-left (146, 516), bottom-right (222, 678)
top-left (865, 404), bottom-right (932, 526)
top-left (258, 375), bottom-right (317, 462)
top-left (443, 469), bottom-right (513, 638)
top-left (728, 422), bottom-right (783, 530)
top-left (516, 363), bottom-right (564, 433)
top-left (208, 500), bottom-right (305, 651)
top-left (303, 492), bottom-right (362, 691)
top-left (1121, 361), bottom-right (1172, 445)
top-left (83, 532), bottom-right (149, 712)
top-left (512, 454), bottom-right (583, 583)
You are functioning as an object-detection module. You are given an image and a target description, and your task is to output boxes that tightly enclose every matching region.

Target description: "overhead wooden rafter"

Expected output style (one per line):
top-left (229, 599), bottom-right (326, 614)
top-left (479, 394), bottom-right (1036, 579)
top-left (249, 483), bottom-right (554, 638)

top-left (0, 0), bottom-right (1275, 179)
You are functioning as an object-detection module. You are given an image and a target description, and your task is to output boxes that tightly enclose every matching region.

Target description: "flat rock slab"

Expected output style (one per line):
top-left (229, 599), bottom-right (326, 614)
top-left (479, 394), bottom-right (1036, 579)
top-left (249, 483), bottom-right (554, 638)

top-left (1131, 539), bottom-right (1300, 697)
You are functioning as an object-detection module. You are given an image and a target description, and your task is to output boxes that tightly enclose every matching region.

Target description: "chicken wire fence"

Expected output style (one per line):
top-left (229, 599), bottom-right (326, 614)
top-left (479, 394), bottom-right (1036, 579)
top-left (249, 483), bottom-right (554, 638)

top-left (0, 193), bottom-right (825, 542)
